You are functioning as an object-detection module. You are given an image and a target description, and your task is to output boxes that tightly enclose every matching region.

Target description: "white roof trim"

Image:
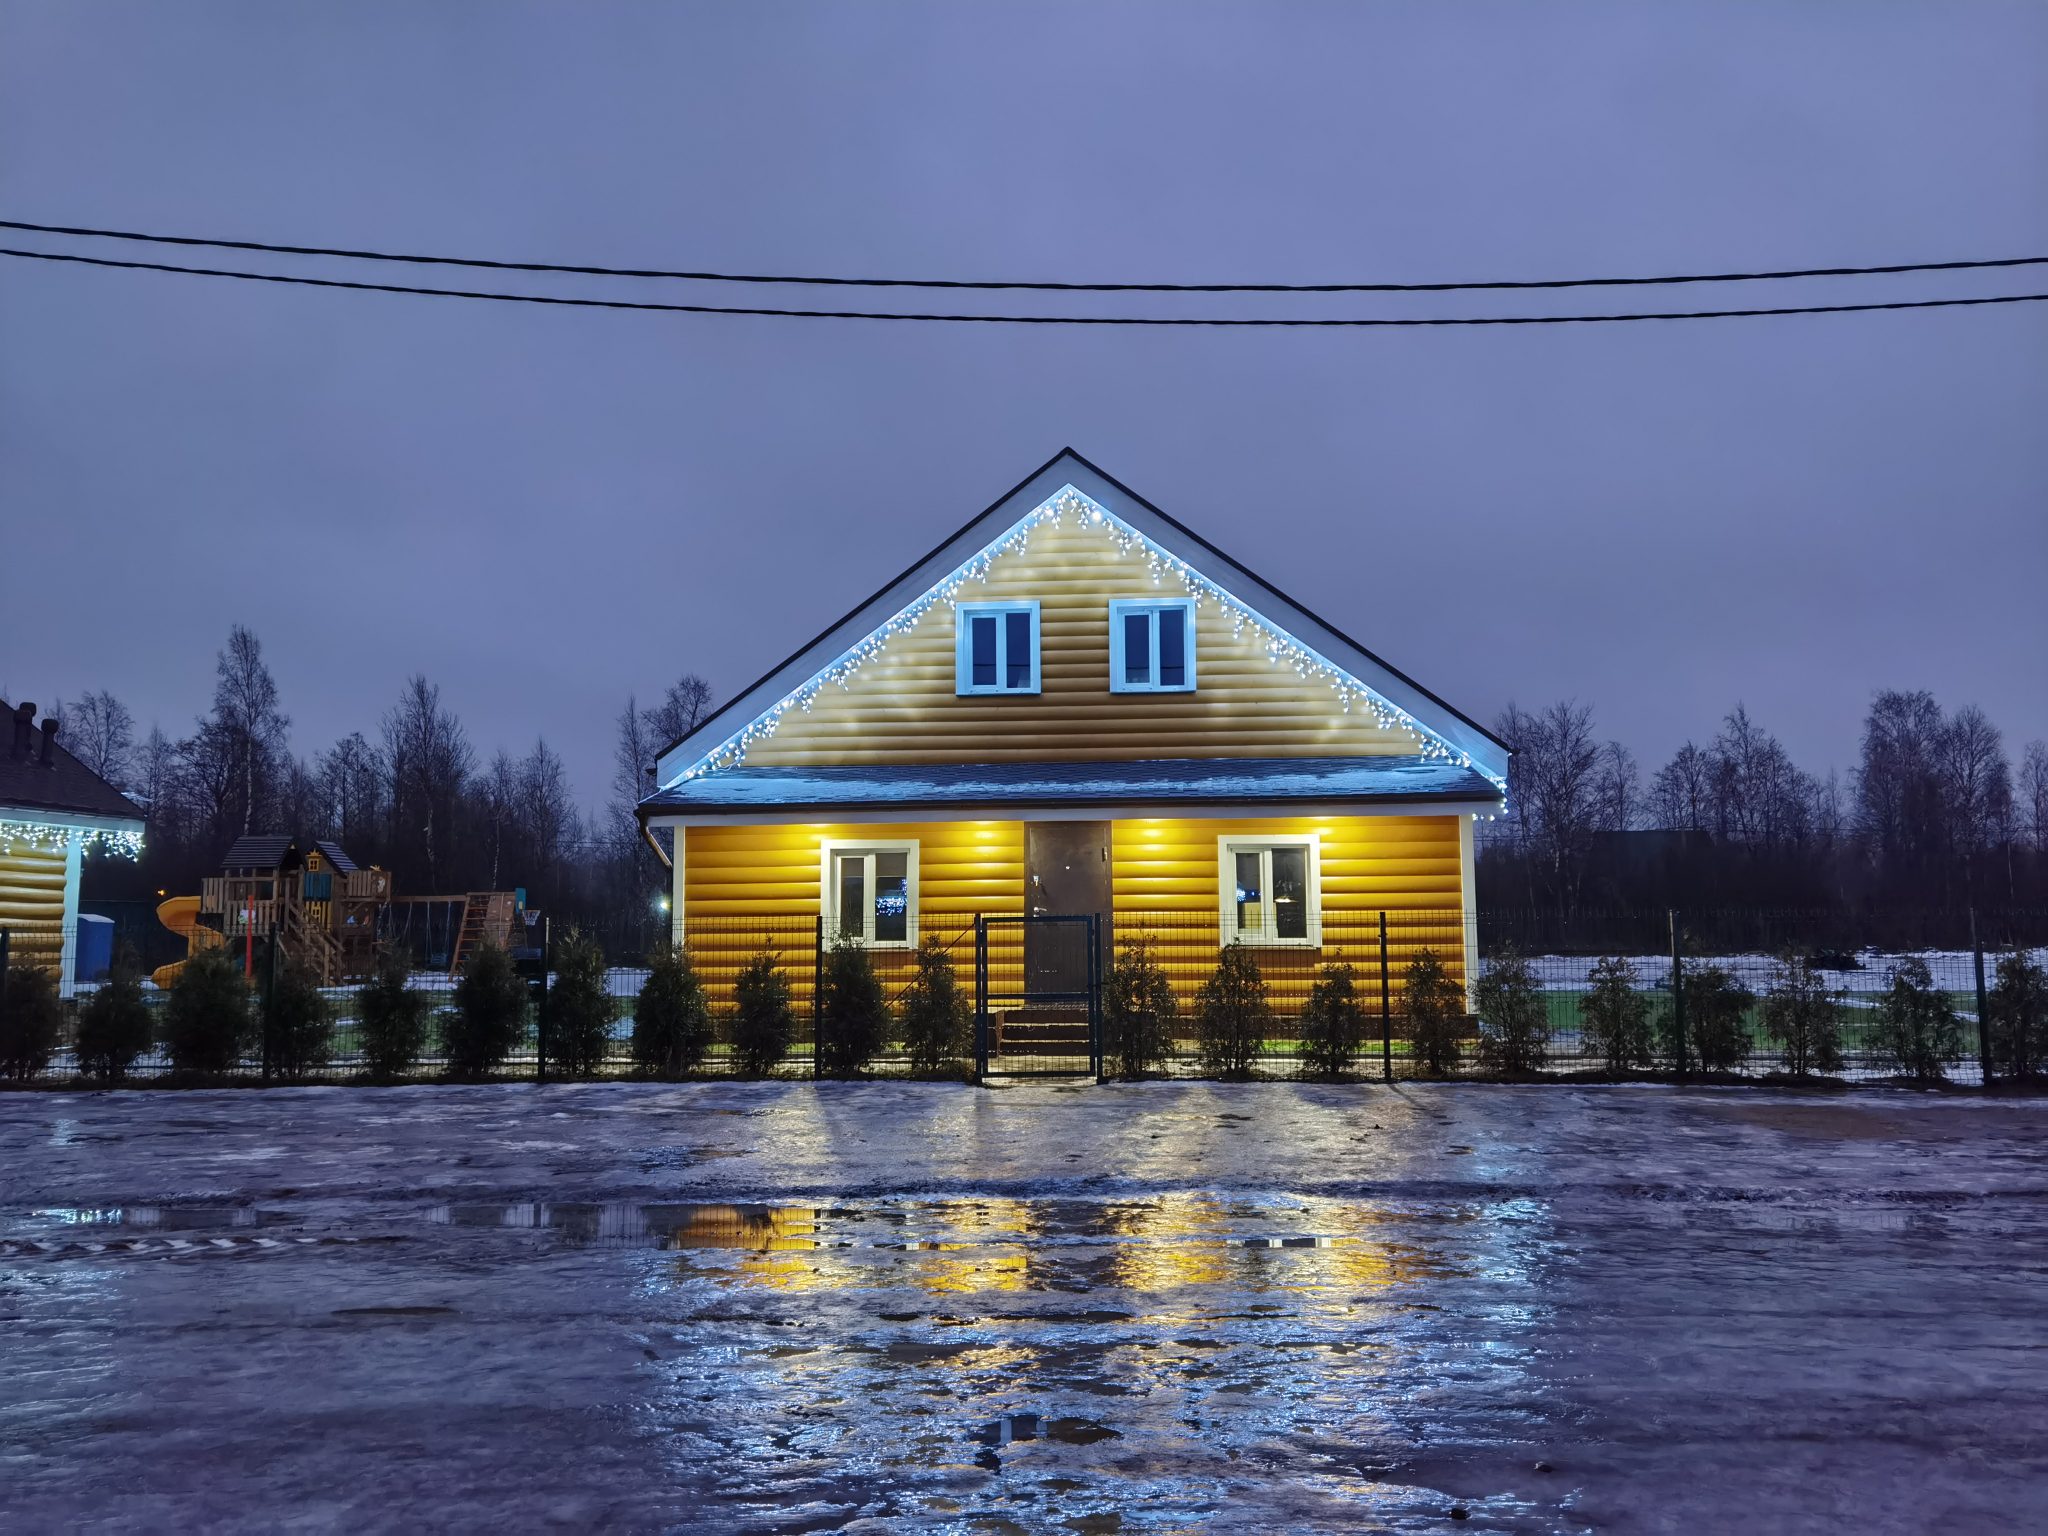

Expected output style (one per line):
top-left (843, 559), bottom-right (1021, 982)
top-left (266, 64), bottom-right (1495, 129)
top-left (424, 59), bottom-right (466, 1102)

top-left (653, 452), bottom-right (1509, 792)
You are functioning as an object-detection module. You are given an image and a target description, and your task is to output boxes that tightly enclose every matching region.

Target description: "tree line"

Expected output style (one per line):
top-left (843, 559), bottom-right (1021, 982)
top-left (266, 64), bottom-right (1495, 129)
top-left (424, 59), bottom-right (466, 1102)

top-left (48, 630), bottom-right (2047, 942)
top-left (54, 624), bottom-right (712, 941)
top-left (1486, 692), bottom-right (2048, 918)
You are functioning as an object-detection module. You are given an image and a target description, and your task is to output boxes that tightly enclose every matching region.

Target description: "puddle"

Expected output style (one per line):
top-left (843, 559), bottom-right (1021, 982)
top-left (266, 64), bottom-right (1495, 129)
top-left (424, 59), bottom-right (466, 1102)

top-left (430, 1202), bottom-right (821, 1250)
top-left (974, 1413), bottom-right (1122, 1470)
top-left (29, 1205), bottom-right (270, 1231)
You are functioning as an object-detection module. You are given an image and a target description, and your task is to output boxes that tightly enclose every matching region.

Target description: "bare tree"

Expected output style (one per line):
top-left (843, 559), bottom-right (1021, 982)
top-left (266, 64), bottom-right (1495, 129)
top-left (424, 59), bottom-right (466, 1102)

top-left (1591, 740), bottom-right (1640, 832)
top-left (1856, 689), bottom-right (1945, 892)
top-left (610, 695), bottom-right (655, 861)
top-left (204, 625), bottom-right (290, 837)
top-left (57, 691), bottom-right (135, 785)
top-left (1937, 704), bottom-right (2013, 899)
top-left (1649, 742), bottom-right (1713, 833)
top-left (381, 676), bottom-right (473, 892)
top-left (644, 675), bottom-right (714, 752)
top-left (1491, 700), bottom-right (1601, 910)
top-left (610, 675), bottom-right (715, 905)
top-left (134, 726), bottom-right (179, 818)
top-left (477, 749), bottom-right (522, 891)
top-left (313, 733), bottom-right (386, 857)
top-left (2022, 742), bottom-right (2048, 857)
top-left (518, 738), bottom-right (580, 904)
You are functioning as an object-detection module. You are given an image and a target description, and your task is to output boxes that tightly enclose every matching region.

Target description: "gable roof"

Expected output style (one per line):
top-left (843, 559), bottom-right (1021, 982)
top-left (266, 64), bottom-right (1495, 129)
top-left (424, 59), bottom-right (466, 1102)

top-left (0, 698), bottom-right (145, 825)
top-left (220, 835), bottom-right (359, 873)
top-left (648, 448), bottom-right (1509, 796)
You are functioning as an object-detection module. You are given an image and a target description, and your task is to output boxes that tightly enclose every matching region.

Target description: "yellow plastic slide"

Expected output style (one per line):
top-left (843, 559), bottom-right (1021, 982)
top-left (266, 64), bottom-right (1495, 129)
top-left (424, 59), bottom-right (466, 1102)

top-left (152, 896), bottom-right (225, 988)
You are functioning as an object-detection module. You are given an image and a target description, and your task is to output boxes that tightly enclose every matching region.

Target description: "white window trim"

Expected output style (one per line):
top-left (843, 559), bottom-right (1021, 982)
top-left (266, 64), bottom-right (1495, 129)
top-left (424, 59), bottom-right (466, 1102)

top-left (1216, 833), bottom-right (1322, 948)
top-left (1108, 597), bottom-right (1197, 693)
top-left (954, 600), bottom-right (1041, 695)
top-left (819, 838), bottom-right (920, 949)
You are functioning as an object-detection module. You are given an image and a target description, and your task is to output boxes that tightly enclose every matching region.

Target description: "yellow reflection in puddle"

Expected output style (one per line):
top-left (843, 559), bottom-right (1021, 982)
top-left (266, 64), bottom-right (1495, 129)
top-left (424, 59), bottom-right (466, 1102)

top-left (914, 1247), bottom-right (1029, 1295)
top-left (665, 1206), bottom-right (819, 1251)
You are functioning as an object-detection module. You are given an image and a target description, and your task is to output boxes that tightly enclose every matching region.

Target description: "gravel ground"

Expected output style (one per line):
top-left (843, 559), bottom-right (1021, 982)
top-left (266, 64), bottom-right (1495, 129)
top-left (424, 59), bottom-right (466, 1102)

top-left (2, 1080), bottom-right (2043, 1533)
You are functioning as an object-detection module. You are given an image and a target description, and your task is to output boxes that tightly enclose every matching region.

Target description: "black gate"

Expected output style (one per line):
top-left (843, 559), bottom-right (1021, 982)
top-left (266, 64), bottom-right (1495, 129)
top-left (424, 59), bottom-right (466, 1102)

top-left (974, 914), bottom-right (1101, 1079)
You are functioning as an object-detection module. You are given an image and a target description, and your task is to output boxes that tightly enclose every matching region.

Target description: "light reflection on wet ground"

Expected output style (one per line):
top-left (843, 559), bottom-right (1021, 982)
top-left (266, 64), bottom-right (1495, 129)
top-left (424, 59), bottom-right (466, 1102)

top-left (2, 1081), bottom-right (2046, 1531)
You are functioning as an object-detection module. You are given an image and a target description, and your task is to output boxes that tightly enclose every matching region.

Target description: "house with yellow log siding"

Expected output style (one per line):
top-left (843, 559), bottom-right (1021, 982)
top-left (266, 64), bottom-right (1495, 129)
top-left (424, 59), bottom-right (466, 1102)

top-left (1, 699), bottom-right (145, 993)
top-left (639, 450), bottom-right (1507, 1038)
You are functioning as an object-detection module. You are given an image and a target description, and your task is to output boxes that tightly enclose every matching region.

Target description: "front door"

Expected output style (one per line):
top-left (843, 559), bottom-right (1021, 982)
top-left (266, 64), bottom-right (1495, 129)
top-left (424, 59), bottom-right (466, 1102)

top-left (1024, 821), bottom-right (1111, 991)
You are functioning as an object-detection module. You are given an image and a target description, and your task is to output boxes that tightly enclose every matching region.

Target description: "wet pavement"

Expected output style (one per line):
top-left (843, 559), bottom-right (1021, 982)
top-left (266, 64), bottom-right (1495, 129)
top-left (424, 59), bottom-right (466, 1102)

top-left (1, 1082), bottom-right (2044, 1533)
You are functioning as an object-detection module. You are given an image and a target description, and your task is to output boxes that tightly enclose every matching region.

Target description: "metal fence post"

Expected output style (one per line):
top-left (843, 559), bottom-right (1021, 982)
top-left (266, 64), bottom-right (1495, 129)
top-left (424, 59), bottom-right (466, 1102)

top-left (1669, 908), bottom-right (1688, 1079)
top-left (261, 934), bottom-right (279, 1083)
top-left (812, 913), bottom-right (824, 1080)
top-left (1970, 907), bottom-right (1992, 1088)
top-left (1088, 913), bottom-right (1104, 1083)
top-left (536, 916), bottom-right (551, 1085)
top-left (1378, 911), bottom-right (1393, 1083)
top-left (973, 915), bottom-right (989, 1083)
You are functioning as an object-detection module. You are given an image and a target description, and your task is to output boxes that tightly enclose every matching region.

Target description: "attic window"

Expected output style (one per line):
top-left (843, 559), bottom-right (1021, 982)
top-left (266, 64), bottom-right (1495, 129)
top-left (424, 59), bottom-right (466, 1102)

top-left (1109, 599), bottom-right (1196, 693)
top-left (956, 601), bottom-right (1040, 695)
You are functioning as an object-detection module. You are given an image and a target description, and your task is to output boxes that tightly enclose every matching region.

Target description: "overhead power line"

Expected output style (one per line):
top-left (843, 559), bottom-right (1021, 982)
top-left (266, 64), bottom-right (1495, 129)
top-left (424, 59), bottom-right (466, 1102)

top-left (4, 216), bottom-right (2046, 293)
top-left (5, 245), bottom-right (2046, 326)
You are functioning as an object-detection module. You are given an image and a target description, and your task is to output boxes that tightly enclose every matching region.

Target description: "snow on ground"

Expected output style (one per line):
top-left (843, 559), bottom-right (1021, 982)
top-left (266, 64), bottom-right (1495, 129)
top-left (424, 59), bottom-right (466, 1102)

top-left (2, 1081), bottom-right (2045, 1532)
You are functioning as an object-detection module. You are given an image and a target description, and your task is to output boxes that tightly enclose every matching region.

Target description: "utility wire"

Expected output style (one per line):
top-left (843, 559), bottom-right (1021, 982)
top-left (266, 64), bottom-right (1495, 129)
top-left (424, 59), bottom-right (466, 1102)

top-left (6, 246), bottom-right (2046, 325)
top-left (5, 216), bottom-right (2046, 293)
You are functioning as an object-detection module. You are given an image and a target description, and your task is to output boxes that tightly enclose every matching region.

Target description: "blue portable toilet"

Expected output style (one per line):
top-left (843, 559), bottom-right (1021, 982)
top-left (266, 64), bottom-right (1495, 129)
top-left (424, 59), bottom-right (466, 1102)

top-left (73, 914), bottom-right (115, 985)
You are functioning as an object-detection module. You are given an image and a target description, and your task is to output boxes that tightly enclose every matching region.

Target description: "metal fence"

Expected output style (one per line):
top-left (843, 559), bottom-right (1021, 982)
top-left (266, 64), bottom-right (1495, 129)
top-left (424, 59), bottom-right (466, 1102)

top-left (2, 909), bottom-right (2044, 1089)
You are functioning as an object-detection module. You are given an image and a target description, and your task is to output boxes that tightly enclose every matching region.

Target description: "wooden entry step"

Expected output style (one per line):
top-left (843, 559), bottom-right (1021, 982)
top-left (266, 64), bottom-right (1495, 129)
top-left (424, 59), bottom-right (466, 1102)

top-left (997, 1008), bottom-right (1092, 1056)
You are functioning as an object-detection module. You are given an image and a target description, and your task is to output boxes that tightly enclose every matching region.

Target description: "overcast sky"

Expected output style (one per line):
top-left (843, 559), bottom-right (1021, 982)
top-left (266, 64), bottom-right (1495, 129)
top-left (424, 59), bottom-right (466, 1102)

top-left (4, 1), bottom-right (2044, 815)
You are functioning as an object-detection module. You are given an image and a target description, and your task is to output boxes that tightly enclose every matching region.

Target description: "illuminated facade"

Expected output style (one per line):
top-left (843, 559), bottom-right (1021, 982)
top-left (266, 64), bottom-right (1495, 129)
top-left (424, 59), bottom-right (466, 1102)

top-left (638, 450), bottom-right (1508, 1011)
top-left (1, 699), bottom-right (145, 990)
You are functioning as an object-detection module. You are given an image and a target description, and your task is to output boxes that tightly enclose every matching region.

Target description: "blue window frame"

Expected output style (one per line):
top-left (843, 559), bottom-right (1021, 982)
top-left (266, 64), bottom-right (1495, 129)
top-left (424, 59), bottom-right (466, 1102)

top-left (955, 601), bottom-right (1040, 695)
top-left (1108, 598), bottom-right (1196, 692)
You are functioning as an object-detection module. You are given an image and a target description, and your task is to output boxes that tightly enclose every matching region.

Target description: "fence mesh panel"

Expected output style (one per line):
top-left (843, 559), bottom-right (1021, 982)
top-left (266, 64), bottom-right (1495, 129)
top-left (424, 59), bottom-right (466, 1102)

top-left (1, 909), bottom-right (2042, 1087)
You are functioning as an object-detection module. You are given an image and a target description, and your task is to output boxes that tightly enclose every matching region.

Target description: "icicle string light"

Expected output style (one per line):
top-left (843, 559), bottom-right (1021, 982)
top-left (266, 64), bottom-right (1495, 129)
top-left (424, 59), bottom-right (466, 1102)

top-left (675, 486), bottom-right (1506, 797)
top-left (0, 819), bottom-right (143, 858)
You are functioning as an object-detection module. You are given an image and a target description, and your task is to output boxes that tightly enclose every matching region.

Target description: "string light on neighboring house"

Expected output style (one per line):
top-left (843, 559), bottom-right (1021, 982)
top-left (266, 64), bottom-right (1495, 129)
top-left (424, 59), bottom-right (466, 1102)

top-left (0, 820), bottom-right (144, 858)
top-left (673, 485), bottom-right (1508, 799)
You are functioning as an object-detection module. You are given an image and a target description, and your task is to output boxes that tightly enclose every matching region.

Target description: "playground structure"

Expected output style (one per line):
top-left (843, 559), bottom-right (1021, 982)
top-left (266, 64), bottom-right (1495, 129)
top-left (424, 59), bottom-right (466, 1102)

top-left (151, 835), bottom-right (533, 987)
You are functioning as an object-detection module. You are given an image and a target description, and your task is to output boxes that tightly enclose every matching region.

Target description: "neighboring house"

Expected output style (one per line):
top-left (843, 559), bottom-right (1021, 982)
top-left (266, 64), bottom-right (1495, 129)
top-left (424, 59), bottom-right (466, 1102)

top-left (0, 699), bottom-right (145, 990)
top-left (639, 450), bottom-right (1509, 1022)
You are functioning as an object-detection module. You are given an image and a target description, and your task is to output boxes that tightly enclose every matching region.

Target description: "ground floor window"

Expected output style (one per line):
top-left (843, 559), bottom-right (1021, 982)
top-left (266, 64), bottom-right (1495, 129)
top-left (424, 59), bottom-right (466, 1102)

top-left (1217, 836), bottom-right (1321, 946)
top-left (821, 840), bottom-right (918, 947)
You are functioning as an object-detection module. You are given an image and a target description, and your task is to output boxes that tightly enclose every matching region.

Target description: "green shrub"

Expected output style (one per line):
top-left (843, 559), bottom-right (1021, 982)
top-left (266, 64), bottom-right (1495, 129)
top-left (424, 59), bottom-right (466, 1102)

top-left (816, 939), bottom-right (888, 1076)
top-left (1762, 954), bottom-right (1843, 1076)
top-left (356, 949), bottom-right (430, 1080)
top-left (1195, 945), bottom-right (1269, 1078)
top-left (631, 943), bottom-right (713, 1077)
top-left (1298, 960), bottom-right (1365, 1079)
top-left (732, 949), bottom-right (796, 1077)
top-left (75, 951), bottom-right (154, 1081)
top-left (0, 963), bottom-right (62, 1081)
top-left (1581, 955), bottom-right (1655, 1072)
top-left (1474, 947), bottom-right (1548, 1075)
top-left (265, 955), bottom-right (333, 1081)
top-left (898, 937), bottom-right (969, 1075)
top-left (446, 942), bottom-right (528, 1079)
top-left (1104, 936), bottom-right (1176, 1080)
top-left (1870, 957), bottom-right (1960, 1083)
top-left (1404, 948), bottom-right (1466, 1077)
top-left (164, 947), bottom-right (251, 1076)
top-left (1672, 961), bottom-right (1755, 1073)
top-left (545, 928), bottom-right (617, 1077)
top-left (1986, 950), bottom-right (2048, 1079)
